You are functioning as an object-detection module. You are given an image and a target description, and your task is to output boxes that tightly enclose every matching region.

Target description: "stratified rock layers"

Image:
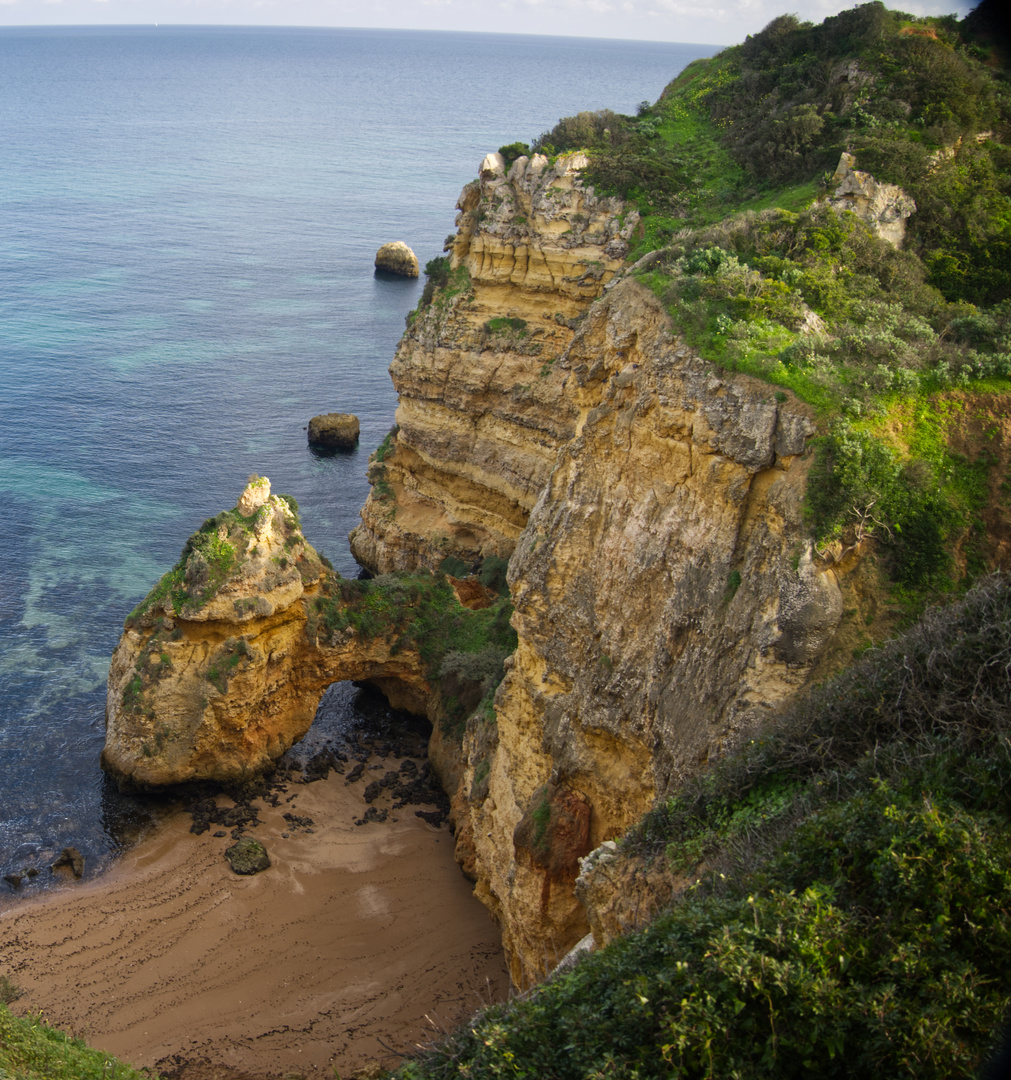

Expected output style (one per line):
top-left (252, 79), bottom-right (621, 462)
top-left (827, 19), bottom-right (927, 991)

top-left (349, 151), bottom-right (638, 574)
top-left (348, 151), bottom-right (851, 986)
top-left (459, 281), bottom-right (838, 984)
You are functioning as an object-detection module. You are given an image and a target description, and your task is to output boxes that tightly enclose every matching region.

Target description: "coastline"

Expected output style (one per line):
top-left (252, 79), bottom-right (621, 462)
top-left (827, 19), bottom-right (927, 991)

top-left (0, 763), bottom-right (509, 1079)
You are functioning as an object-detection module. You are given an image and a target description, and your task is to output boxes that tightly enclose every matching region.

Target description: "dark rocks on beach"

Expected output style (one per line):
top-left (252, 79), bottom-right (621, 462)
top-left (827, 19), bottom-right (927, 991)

top-left (345, 762), bottom-right (365, 785)
top-left (4, 873), bottom-right (22, 889)
top-left (189, 797), bottom-right (260, 836)
top-left (307, 412), bottom-right (360, 450)
top-left (51, 846), bottom-right (85, 879)
top-left (225, 837), bottom-right (271, 875)
top-left (301, 748), bottom-right (345, 783)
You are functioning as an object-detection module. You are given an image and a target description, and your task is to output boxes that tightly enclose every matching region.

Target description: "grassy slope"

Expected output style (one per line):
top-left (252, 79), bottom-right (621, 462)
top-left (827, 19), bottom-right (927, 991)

top-left (394, 4), bottom-right (1011, 1076)
top-left (0, 1002), bottom-right (155, 1080)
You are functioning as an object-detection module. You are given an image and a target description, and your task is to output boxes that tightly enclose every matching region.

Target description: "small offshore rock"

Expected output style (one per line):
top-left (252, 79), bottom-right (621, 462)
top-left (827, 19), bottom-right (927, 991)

top-left (374, 241), bottom-right (419, 278)
top-left (225, 837), bottom-right (271, 875)
top-left (308, 412), bottom-right (360, 450)
top-left (51, 847), bottom-right (85, 879)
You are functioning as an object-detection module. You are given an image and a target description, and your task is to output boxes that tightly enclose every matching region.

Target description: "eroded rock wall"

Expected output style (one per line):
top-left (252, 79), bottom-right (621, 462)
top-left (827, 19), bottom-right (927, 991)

top-left (349, 151), bottom-right (638, 574)
top-left (438, 282), bottom-right (847, 985)
top-left (344, 151), bottom-right (862, 985)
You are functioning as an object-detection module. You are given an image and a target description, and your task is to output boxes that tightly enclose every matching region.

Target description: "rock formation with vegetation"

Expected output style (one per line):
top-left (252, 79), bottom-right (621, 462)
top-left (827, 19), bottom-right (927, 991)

top-left (347, 0), bottom-right (1011, 991)
top-left (82, 2), bottom-right (1011, 1076)
top-left (102, 476), bottom-right (516, 789)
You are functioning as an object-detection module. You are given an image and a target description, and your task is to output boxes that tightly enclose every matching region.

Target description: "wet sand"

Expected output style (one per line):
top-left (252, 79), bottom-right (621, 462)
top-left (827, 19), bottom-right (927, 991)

top-left (0, 771), bottom-right (509, 1079)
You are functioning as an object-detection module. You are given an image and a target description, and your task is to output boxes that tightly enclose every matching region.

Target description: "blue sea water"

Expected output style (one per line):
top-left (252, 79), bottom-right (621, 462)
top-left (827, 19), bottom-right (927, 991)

top-left (0, 25), bottom-right (715, 890)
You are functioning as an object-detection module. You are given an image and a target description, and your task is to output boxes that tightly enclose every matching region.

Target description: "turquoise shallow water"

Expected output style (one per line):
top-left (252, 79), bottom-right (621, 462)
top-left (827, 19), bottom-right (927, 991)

top-left (0, 25), bottom-right (714, 889)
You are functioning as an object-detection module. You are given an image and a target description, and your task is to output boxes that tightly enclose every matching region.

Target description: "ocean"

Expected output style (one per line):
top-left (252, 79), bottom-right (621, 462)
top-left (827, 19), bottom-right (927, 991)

top-left (0, 24), bottom-right (715, 890)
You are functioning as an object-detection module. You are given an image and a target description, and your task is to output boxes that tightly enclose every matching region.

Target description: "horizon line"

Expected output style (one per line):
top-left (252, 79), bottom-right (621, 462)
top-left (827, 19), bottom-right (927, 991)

top-left (0, 22), bottom-right (724, 49)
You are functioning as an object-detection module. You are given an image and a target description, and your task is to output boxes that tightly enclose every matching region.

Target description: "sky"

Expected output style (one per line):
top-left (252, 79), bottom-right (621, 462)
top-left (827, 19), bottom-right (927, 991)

top-left (0, 0), bottom-right (977, 46)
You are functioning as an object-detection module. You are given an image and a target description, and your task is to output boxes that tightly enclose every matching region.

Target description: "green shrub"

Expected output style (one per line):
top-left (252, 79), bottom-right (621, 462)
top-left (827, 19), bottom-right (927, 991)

top-left (499, 141), bottom-right (530, 166)
top-left (438, 555), bottom-right (470, 578)
top-left (484, 316), bottom-right (528, 335)
top-left (0, 974), bottom-right (20, 1006)
top-left (278, 493), bottom-right (300, 527)
top-left (374, 425), bottom-right (399, 463)
top-left (1, 1004), bottom-right (156, 1080)
top-left (532, 109), bottom-right (628, 155)
top-left (478, 555), bottom-right (510, 596)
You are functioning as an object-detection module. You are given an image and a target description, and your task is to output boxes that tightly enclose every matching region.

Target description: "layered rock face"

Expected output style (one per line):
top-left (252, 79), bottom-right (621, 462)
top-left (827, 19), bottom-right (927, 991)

top-left (349, 151), bottom-right (639, 574)
top-left (827, 151), bottom-right (916, 248)
top-left (451, 281), bottom-right (848, 984)
top-left (103, 479), bottom-right (431, 788)
top-left (347, 152), bottom-right (860, 985)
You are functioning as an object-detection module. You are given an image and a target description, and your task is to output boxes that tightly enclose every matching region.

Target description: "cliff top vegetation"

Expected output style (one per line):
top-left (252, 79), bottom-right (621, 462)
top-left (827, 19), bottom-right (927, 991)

top-left (533, 0), bottom-right (1011, 603)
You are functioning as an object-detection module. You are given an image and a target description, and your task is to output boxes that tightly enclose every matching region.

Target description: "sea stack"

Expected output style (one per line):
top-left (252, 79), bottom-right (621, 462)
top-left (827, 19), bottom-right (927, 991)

top-left (374, 241), bottom-right (419, 277)
top-left (308, 412), bottom-right (360, 449)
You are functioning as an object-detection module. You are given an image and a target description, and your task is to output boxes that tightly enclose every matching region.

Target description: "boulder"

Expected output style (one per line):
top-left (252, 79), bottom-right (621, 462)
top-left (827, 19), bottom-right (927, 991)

top-left (51, 847), bottom-right (85, 879)
top-left (225, 837), bottom-right (270, 875)
top-left (308, 412), bottom-right (360, 450)
top-left (827, 151), bottom-right (916, 248)
top-left (374, 241), bottom-right (419, 278)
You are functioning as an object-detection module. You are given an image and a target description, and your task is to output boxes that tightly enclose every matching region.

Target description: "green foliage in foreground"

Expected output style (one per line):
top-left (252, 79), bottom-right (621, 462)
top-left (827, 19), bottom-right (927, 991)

top-left (0, 1004), bottom-right (155, 1080)
top-left (397, 576), bottom-right (1011, 1079)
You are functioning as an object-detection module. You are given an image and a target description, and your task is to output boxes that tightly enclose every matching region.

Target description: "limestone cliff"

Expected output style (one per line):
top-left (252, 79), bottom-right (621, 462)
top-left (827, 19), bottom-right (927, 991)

top-left (347, 156), bottom-right (881, 985)
top-left (451, 281), bottom-right (861, 984)
top-left (103, 478), bottom-right (433, 788)
top-left (349, 151), bottom-right (638, 574)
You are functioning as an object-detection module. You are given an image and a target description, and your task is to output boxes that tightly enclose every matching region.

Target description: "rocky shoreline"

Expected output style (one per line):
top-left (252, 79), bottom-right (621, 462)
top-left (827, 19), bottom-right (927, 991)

top-left (0, 713), bottom-right (507, 1079)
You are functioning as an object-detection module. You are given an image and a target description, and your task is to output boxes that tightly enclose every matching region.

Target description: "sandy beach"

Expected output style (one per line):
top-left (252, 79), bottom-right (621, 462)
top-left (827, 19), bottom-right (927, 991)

top-left (0, 764), bottom-right (510, 1079)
